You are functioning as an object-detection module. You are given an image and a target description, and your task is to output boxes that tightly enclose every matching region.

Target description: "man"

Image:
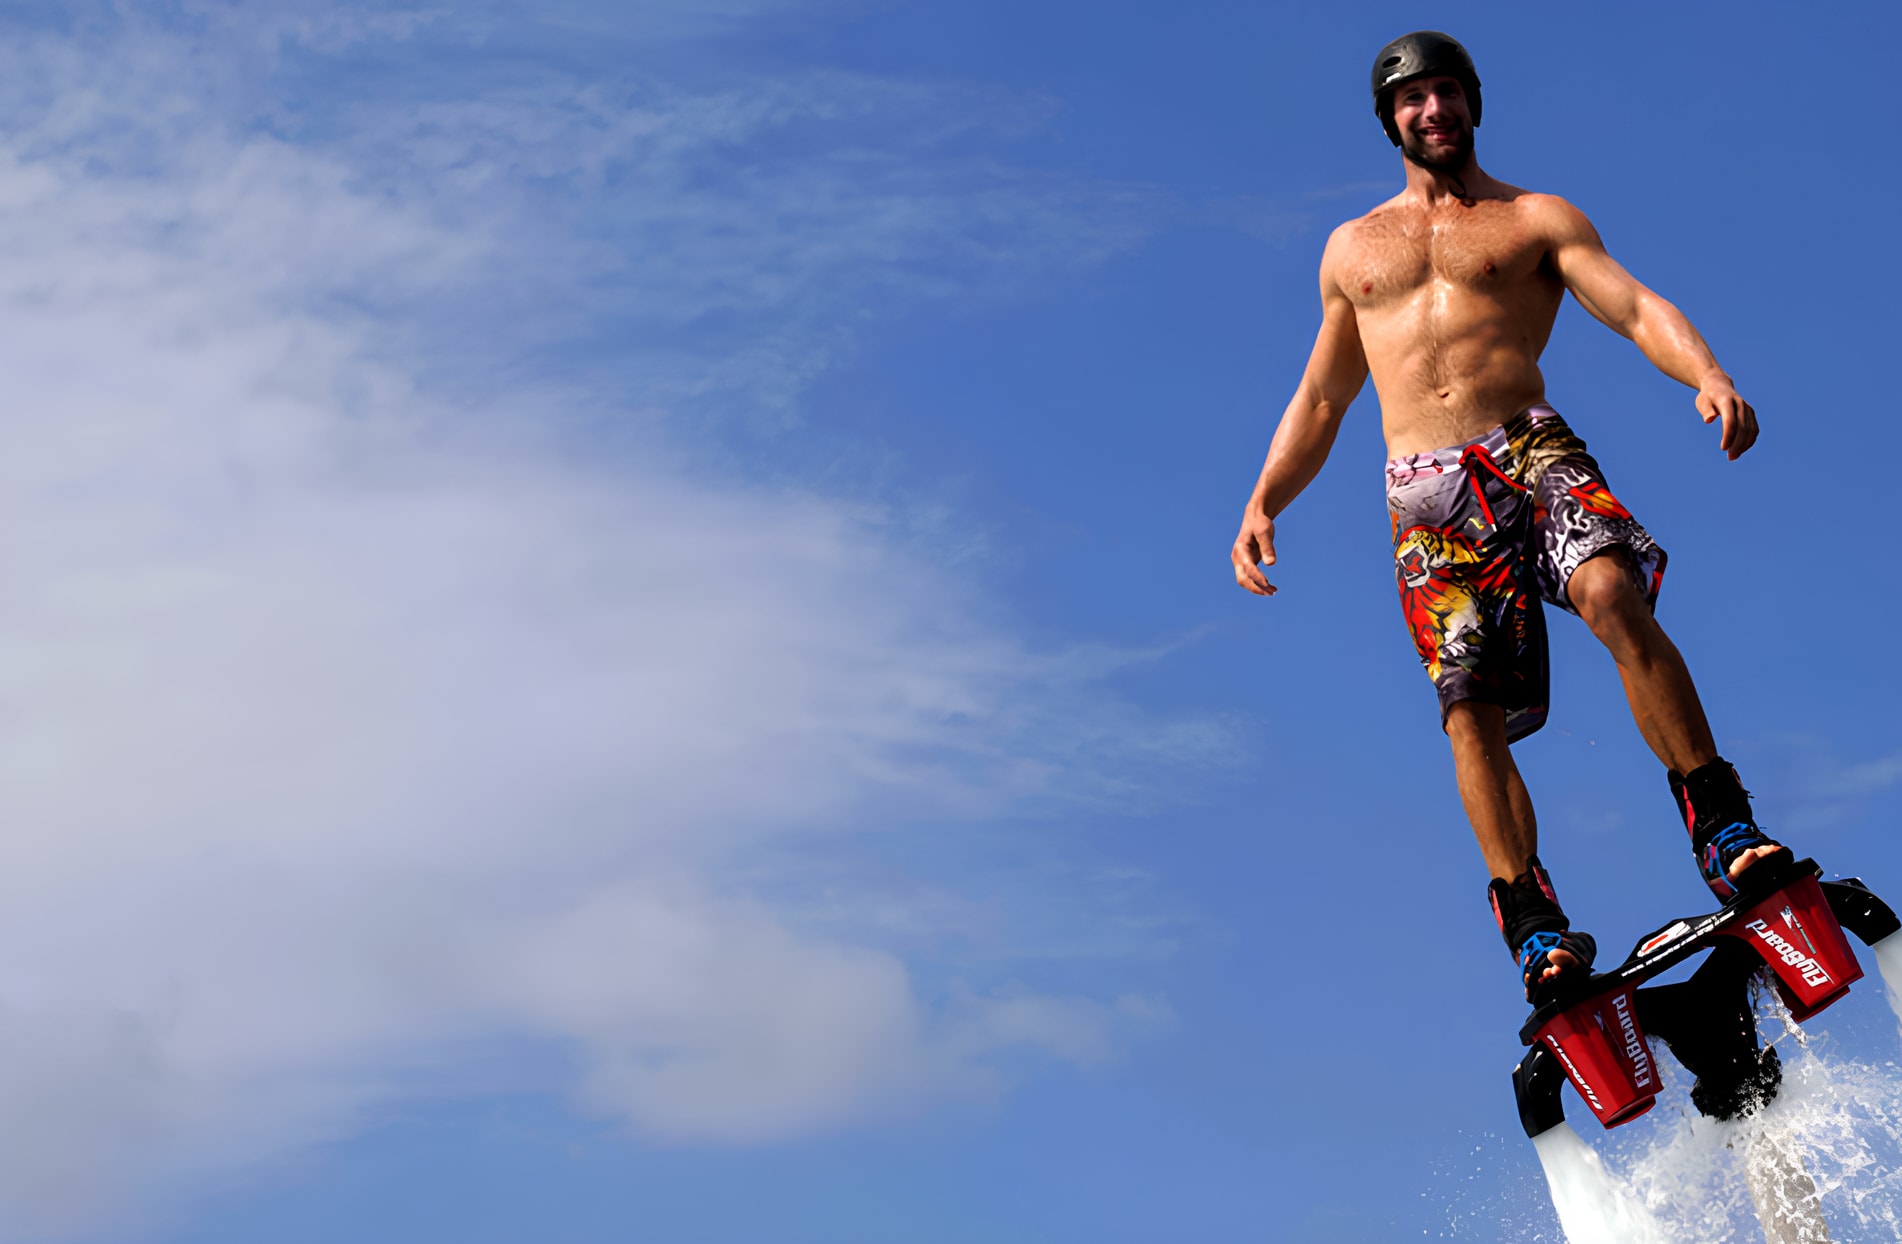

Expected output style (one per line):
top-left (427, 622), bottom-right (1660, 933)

top-left (1229, 31), bottom-right (1787, 1006)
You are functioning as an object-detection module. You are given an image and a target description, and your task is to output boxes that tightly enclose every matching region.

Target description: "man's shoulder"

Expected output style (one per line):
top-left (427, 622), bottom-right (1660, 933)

top-left (1500, 188), bottom-right (1592, 232)
top-left (1335, 191), bottom-right (1412, 235)
top-left (1324, 195), bottom-right (1411, 262)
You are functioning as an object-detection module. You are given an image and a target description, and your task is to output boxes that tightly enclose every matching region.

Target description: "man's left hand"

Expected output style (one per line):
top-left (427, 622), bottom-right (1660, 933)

top-left (1696, 377), bottom-right (1758, 461)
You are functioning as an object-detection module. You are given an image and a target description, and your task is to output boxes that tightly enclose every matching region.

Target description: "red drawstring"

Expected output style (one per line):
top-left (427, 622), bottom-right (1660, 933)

top-left (1459, 443), bottom-right (1527, 530)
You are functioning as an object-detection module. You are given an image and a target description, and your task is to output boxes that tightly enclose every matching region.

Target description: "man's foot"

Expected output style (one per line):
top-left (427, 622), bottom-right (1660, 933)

top-left (1489, 857), bottom-right (1597, 1005)
top-left (1516, 929), bottom-right (1599, 1006)
top-left (1670, 758), bottom-right (1790, 902)
top-left (1539, 944), bottom-right (1584, 984)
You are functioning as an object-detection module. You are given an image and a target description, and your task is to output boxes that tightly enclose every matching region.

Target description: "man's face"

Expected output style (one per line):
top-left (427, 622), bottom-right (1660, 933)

top-left (1392, 75), bottom-right (1473, 171)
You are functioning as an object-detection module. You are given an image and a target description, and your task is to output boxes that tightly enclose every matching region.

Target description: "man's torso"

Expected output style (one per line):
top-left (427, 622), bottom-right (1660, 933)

top-left (1331, 186), bottom-right (1568, 457)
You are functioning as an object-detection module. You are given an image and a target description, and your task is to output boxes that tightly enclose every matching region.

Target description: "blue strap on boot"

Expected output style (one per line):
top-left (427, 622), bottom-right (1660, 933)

top-left (1490, 857), bottom-right (1596, 1005)
top-left (1671, 759), bottom-right (1788, 902)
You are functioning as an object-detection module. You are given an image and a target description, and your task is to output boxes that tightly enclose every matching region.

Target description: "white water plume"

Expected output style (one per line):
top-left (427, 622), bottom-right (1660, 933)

top-left (1870, 931), bottom-right (1902, 1042)
top-left (1531, 1121), bottom-right (1671, 1244)
top-left (1488, 966), bottom-right (1902, 1242)
top-left (1520, 1047), bottom-right (1902, 1243)
top-left (1603, 1048), bottom-right (1902, 1240)
top-left (1743, 1125), bottom-right (1831, 1243)
top-left (1553, 979), bottom-right (1902, 1243)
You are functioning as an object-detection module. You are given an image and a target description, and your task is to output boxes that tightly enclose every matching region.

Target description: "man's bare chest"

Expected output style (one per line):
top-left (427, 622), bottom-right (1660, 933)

top-left (1342, 209), bottom-right (1552, 309)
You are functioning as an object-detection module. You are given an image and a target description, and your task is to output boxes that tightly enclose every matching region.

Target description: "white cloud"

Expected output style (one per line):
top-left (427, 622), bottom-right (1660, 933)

top-left (0, 5), bottom-right (1199, 1237)
top-left (1736, 734), bottom-right (1902, 838)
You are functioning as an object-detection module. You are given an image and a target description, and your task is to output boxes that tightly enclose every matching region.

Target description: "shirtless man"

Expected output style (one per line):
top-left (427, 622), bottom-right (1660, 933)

top-left (1229, 31), bottom-right (1788, 1006)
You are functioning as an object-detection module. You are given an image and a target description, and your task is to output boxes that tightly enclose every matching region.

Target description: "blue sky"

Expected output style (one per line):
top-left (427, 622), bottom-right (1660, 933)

top-left (0, 2), bottom-right (1892, 1241)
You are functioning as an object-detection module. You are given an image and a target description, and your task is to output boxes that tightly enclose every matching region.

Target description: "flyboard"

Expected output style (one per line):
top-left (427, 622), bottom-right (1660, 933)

top-left (1512, 855), bottom-right (1901, 1239)
top-left (1512, 855), bottom-right (1898, 1134)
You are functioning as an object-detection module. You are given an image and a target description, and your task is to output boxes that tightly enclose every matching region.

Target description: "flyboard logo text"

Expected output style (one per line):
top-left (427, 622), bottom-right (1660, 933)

top-left (1745, 907), bottom-right (1832, 988)
top-left (1611, 992), bottom-right (1652, 1089)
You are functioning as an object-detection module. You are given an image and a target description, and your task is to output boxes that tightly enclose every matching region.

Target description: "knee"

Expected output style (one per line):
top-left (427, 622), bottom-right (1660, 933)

top-left (1569, 555), bottom-right (1648, 639)
top-left (1445, 700), bottom-right (1503, 745)
top-left (1445, 704), bottom-right (1476, 744)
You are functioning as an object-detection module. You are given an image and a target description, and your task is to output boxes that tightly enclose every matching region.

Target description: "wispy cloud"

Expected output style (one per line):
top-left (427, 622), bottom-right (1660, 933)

top-left (0, 4), bottom-right (1205, 1237)
top-left (1737, 734), bottom-right (1902, 838)
top-left (300, 52), bottom-right (1157, 424)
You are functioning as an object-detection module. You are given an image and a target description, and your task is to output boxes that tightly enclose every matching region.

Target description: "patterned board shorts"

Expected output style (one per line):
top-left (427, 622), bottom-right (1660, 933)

top-left (1386, 405), bottom-right (1666, 742)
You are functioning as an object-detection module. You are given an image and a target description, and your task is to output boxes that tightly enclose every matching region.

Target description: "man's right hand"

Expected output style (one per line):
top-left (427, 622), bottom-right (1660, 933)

top-left (1231, 510), bottom-right (1278, 596)
top-left (1695, 374), bottom-right (1758, 461)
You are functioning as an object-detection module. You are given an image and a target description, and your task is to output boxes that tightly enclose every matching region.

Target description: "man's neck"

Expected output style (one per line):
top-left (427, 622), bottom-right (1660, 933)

top-left (1402, 155), bottom-right (1490, 206)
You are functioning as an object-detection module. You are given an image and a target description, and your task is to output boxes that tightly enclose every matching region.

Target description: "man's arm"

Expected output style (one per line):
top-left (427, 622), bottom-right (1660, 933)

top-left (1232, 235), bottom-right (1370, 596)
top-left (1542, 197), bottom-right (1758, 460)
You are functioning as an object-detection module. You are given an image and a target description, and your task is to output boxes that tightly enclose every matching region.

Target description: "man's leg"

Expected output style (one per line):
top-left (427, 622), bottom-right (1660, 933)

top-left (1446, 700), bottom-right (1581, 980)
top-left (1567, 552), bottom-right (1780, 878)
top-left (1446, 700), bottom-right (1538, 881)
top-left (1566, 551), bottom-right (1714, 773)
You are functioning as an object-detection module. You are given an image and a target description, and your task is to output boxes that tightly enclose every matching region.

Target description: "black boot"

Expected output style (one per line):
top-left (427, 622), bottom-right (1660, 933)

top-left (1488, 856), bottom-right (1596, 1006)
top-left (1669, 758), bottom-right (1787, 902)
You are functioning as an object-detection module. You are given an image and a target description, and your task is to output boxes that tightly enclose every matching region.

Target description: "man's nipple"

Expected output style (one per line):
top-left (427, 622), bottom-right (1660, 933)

top-left (1362, 282), bottom-right (1373, 294)
top-left (1483, 261), bottom-right (1496, 275)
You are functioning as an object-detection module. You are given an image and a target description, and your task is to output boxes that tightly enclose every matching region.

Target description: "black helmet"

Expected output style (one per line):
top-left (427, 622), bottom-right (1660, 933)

top-left (1371, 31), bottom-right (1482, 147)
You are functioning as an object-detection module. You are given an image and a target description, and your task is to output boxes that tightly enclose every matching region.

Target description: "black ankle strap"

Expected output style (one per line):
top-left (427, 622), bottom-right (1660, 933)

top-left (1670, 757), bottom-right (1755, 852)
top-left (1488, 856), bottom-right (1569, 954)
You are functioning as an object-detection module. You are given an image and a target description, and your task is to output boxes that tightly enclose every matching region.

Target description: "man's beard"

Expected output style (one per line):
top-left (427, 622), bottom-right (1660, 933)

top-left (1401, 124), bottom-right (1473, 173)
